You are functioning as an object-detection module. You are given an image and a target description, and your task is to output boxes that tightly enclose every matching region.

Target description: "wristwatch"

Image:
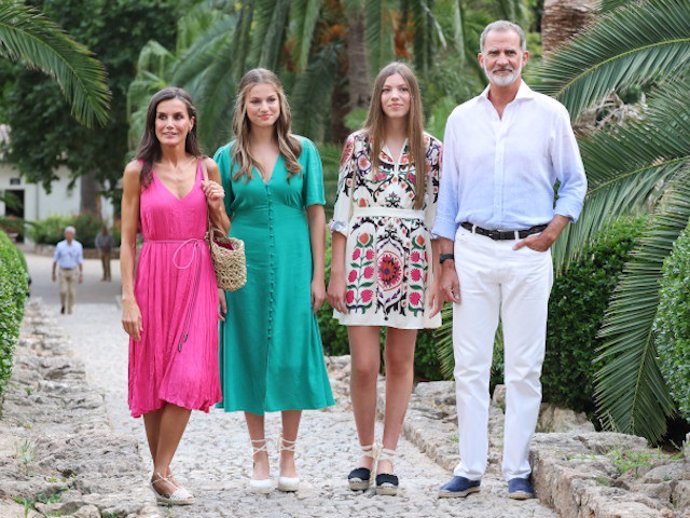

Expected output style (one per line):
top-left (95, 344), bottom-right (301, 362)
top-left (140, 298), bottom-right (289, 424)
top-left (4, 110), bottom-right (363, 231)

top-left (439, 253), bottom-right (455, 265)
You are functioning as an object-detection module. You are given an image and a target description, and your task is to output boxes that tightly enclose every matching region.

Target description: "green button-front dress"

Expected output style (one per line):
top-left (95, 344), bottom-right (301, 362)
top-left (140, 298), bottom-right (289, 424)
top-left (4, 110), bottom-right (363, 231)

top-left (214, 137), bottom-right (335, 415)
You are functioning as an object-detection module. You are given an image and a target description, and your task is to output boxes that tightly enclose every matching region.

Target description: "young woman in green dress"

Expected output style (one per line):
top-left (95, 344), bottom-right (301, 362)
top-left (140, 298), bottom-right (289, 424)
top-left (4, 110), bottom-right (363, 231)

top-left (214, 68), bottom-right (334, 493)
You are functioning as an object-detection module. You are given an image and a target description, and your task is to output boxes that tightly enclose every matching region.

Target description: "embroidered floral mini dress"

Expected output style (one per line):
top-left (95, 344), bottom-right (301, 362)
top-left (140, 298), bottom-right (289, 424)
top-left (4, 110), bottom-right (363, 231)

top-left (330, 130), bottom-right (442, 329)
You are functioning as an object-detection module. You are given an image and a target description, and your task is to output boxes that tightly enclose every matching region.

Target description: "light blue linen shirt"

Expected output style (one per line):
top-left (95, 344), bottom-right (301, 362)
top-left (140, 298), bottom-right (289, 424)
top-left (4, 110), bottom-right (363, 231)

top-left (53, 239), bottom-right (83, 269)
top-left (432, 81), bottom-right (587, 240)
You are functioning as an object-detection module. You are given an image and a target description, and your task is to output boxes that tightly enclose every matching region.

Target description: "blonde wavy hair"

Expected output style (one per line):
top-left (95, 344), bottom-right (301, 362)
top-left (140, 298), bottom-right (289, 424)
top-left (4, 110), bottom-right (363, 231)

top-left (231, 68), bottom-right (302, 181)
top-left (363, 62), bottom-right (426, 209)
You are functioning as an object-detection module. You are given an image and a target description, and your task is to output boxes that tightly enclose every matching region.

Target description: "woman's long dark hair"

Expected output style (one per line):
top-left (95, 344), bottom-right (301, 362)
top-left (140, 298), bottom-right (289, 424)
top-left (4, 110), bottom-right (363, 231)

top-left (135, 87), bottom-right (202, 188)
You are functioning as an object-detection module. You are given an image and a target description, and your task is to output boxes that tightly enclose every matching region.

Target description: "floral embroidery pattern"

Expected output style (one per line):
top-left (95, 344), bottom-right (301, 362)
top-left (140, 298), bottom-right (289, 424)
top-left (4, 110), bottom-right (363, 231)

top-left (407, 234), bottom-right (428, 316)
top-left (346, 232), bottom-right (375, 313)
top-left (332, 131), bottom-right (442, 326)
top-left (378, 253), bottom-right (402, 288)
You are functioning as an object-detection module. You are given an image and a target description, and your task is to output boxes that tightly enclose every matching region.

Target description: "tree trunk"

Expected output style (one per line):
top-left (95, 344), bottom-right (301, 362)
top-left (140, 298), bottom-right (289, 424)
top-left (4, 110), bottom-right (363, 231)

top-left (541, 0), bottom-right (599, 55)
top-left (79, 170), bottom-right (99, 215)
top-left (345, 9), bottom-right (371, 110)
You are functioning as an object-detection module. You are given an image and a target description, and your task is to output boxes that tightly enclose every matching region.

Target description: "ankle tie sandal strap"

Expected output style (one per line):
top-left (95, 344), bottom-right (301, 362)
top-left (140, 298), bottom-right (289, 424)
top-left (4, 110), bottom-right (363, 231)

top-left (279, 435), bottom-right (297, 453)
top-left (379, 447), bottom-right (396, 464)
top-left (150, 472), bottom-right (194, 505)
top-left (250, 438), bottom-right (270, 456)
top-left (361, 443), bottom-right (378, 460)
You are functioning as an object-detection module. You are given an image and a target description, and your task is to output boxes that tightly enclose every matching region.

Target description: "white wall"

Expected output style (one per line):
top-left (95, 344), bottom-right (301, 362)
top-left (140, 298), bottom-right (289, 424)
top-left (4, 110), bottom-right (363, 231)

top-left (0, 162), bottom-right (114, 241)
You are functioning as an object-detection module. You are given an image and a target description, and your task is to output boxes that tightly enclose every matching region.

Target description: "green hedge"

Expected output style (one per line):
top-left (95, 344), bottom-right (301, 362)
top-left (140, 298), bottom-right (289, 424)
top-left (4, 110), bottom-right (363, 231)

top-left (541, 216), bottom-right (647, 415)
top-left (29, 214), bottom-right (113, 249)
top-left (654, 223), bottom-right (690, 421)
top-left (0, 230), bottom-right (29, 405)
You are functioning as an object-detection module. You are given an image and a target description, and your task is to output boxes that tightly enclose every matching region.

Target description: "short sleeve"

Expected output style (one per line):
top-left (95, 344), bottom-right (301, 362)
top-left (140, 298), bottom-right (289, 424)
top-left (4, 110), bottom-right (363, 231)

top-left (424, 135), bottom-right (442, 238)
top-left (300, 138), bottom-right (326, 207)
top-left (213, 143), bottom-right (236, 215)
top-left (329, 133), bottom-right (357, 235)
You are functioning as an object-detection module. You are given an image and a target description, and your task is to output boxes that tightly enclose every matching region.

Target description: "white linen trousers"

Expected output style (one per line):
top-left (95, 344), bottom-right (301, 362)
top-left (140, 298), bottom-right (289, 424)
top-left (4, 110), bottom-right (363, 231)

top-left (452, 226), bottom-right (553, 481)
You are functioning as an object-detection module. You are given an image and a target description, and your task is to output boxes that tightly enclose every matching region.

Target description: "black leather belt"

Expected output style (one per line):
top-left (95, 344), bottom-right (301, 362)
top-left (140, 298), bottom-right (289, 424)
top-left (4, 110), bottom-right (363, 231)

top-left (460, 222), bottom-right (548, 241)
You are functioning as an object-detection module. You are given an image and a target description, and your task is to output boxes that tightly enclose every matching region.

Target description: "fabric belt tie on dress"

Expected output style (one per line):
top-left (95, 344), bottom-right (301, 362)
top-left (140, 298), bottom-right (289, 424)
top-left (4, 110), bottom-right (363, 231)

top-left (460, 222), bottom-right (548, 241)
top-left (145, 238), bottom-right (203, 352)
top-left (353, 207), bottom-right (424, 220)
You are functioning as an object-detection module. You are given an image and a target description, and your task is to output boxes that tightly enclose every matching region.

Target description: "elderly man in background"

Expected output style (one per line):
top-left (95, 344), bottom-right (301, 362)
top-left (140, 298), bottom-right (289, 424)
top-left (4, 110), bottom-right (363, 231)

top-left (433, 20), bottom-right (587, 500)
top-left (52, 225), bottom-right (84, 314)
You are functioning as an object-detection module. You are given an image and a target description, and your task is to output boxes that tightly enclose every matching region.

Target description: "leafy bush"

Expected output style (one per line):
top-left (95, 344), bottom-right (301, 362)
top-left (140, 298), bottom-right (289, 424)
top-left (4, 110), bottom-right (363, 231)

top-left (71, 213), bottom-right (105, 249)
top-left (541, 216), bottom-right (647, 415)
top-left (0, 230), bottom-right (29, 405)
top-left (654, 223), bottom-right (690, 421)
top-left (28, 215), bottom-right (72, 246)
top-left (28, 214), bottom-right (107, 248)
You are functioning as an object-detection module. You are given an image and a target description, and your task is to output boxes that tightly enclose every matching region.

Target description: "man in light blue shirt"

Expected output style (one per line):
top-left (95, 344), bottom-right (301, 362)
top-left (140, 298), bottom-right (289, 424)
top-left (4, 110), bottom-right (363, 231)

top-left (52, 226), bottom-right (83, 314)
top-left (433, 21), bottom-right (586, 500)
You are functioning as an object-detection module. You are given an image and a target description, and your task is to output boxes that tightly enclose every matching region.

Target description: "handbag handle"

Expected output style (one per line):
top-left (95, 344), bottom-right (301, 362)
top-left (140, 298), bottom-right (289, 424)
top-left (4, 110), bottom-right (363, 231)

top-left (200, 158), bottom-right (229, 235)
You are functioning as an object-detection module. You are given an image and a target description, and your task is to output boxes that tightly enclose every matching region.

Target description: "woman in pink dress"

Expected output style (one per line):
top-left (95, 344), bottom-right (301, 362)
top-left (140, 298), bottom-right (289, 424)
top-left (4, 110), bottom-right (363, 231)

top-left (120, 87), bottom-right (229, 505)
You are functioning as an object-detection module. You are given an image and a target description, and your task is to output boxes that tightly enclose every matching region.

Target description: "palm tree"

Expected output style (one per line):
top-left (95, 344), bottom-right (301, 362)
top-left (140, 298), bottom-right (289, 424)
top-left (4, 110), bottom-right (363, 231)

top-left (535, 0), bottom-right (690, 443)
top-left (0, 2), bottom-right (110, 127)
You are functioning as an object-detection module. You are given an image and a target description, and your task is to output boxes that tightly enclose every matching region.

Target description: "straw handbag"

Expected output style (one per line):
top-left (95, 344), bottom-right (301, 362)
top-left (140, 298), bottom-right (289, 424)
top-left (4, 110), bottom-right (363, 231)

top-left (202, 164), bottom-right (247, 291)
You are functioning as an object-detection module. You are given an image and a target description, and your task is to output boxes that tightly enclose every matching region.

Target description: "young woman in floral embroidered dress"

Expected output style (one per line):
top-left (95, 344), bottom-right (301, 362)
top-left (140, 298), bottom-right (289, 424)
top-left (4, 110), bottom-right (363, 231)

top-left (327, 62), bottom-right (442, 495)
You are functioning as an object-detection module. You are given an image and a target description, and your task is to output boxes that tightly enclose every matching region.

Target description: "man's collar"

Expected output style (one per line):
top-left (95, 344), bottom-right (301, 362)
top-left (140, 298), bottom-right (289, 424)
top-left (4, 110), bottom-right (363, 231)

top-left (479, 79), bottom-right (534, 102)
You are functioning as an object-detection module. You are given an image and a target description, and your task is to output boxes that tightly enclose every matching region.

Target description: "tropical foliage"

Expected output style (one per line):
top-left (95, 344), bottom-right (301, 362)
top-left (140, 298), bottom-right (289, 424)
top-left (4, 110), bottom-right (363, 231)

top-left (0, 2), bottom-right (109, 127)
top-left (126, 0), bottom-right (534, 155)
top-left (4, 0), bottom-right (180, 209)
top-left (655, 226), bottom-right (690, 422)
top-left (538, 0), bottom-right (690, 443)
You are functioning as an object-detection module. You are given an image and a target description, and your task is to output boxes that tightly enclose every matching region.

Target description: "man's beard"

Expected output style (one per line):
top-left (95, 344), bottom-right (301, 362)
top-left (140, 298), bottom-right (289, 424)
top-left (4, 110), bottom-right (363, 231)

top-left (483, 62), bottom-right (522, 87)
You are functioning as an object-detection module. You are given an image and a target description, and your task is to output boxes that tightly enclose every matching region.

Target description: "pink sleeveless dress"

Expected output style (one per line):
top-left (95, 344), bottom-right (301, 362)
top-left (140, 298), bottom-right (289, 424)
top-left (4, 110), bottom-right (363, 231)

top-left (128, 161), bottom-right (221, 417)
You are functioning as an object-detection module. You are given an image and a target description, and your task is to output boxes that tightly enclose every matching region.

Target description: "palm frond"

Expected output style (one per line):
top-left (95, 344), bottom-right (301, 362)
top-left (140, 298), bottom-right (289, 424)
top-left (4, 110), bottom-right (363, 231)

top-left (553, 75), bottom-right (690, 272)
top-left (594, 170), bottom-right (690, 443)
top-left (0, 2), bottom-right (110, 127)
top-left (495, 0), bottom-right (528, 26)
top-left (365, 0), bottom-right (395, 78)
top-left (246, 0), bottom-right (290, 71)
top-left (533, 0), bottom-right (690, 120)
top-left (172, 14), bottom-right (237, 90)
top-left (600, 0), bottom-right (643, 11)
top-left (175, 0), bottom-right (232, 54)
top-left (289, 0), bottom-right (323, 71)
top-left (291, 43), bottom-right (339, 141)
top-left (436, 304), bottom-right (454, 379)
top-left (449, 0), bottom-right (465, 66)
top-left (192, 2), bottom-right (253, 151)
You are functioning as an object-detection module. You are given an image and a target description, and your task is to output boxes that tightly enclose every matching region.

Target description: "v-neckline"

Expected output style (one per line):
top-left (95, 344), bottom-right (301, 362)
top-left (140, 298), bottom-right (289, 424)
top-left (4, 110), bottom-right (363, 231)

top-left (154, 164), bottom-right (198, 201)
top-left (254, 154), bottom-right (282, 185)
top-left (383, 138), bottom-right (408, 165)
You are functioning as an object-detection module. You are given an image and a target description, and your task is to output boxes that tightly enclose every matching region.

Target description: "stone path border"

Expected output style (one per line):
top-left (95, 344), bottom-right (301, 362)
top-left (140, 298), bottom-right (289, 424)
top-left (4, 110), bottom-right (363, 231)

top-left (1, 299), bottom-right (688, 517)
top-left (0, 301), bottom-right (158, 518)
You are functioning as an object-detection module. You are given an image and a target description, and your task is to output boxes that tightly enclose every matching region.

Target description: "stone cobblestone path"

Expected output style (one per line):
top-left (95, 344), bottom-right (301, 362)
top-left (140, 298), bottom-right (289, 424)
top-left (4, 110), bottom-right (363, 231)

top-left (25, 253), bottom-right (557, 517)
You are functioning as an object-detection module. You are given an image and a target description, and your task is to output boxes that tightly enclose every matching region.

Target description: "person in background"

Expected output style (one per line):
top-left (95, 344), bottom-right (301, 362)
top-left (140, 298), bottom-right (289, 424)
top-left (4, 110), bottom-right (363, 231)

top-left (328, 62), bottom-right (442, 496)
top-left (52, 225), bottom-right (83, 314)
top-left (214, 68), bottom-right (334, 494)
top-left (433, 20), bottom-right (587, 500)
top-left (95, 225), bottom-right (114, 281)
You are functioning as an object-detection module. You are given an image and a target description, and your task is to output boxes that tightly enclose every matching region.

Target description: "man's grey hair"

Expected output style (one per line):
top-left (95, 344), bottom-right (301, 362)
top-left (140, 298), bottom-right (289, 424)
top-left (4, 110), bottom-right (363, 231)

top-left (64, 226), bottom-right (76, 234)
top-left (480, 20), bottom-right (527, 53)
